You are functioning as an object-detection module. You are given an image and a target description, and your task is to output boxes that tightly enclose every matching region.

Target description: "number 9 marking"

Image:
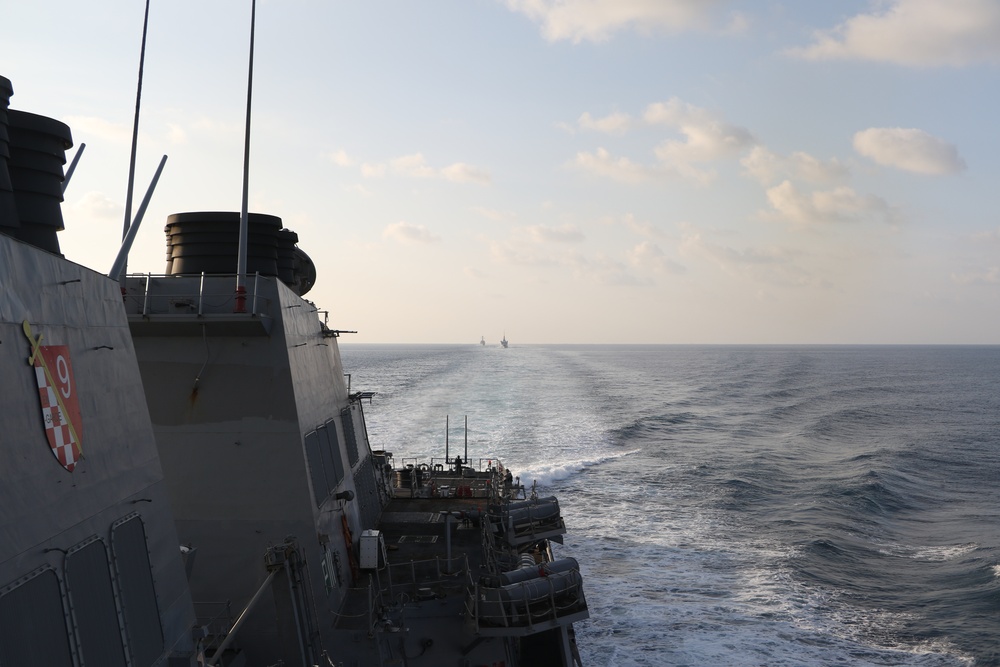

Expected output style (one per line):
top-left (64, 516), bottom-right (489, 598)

top-left (56, 354), bottom-right (72, 399)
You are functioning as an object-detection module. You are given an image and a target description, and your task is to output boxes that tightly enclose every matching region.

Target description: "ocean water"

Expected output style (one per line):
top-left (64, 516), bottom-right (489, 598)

top-left (339, 344), bottom-right (1000, 666)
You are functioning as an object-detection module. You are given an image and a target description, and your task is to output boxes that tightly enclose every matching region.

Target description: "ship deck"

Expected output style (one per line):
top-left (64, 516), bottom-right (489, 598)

top-left (331, 470), bottom-right (512, 666)
top-left (333, 468), bottom-right (505, 629)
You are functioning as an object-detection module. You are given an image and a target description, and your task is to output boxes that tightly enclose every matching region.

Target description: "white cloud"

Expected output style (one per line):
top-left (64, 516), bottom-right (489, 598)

top-left (167, 123), bottom-right (188, 144)
top-left (972, 227), bottom-right (1000, 243)
top-left (344, 183), bottom-right (373, 196)
top-left (853, 128), bottom-right (966, 175)
top-left (390, 153), bottom-right (437, 178)
top-left (628, 241), bottom-right (685, 274)
top-left (521, 224), bottom-right (585, 243)
top-left (504, 0), bottom-right (729, 43)
top-left (463, 266), bottom-right (489, 279)
top-left (570, 99), bottom-right (754, 186)
top-left (490, 228), bottom-right (668, 286)
top-left (441, 162), bottom-right (491, 184)
top-left (680, 231), bottom-right (813, 286)
top-left (566, 251), bottom-right (647, 286)
top-left (722, 11), bottom-right (750, 35)
top-left (578, 111), bottom-right (633, 135)
top-left (787, 0), bottom-right (1000, 67)
top-left (64, 116), bottom-right (132, 144)
top-left (382, 221), bottom-right (441, 244)
top-left (489, 239), bottom-right (559, 267)
top-left (603, 213), bottom-right (664, 239)
top-left (357, 153), bottom-right (489, 184)
top-left (951, 267), bottom-right (1000, 285)
top-left (471, 206), bottom-right (516, 222)
top-left (741, 146), bottom-right (849, 185)
top-left (328, 149), bottom-right (355, 167)
top-left (575, 146), bottom-right (718, 186)
top-left (361, 162), bottom-right (387, 178)
top-left (645, 98), bottom-right (755, 163)
top-left (763, 180), bottom-right (900, 226)
top-left (574, 147), bottom-right (654, 184)
top-left (70, 191), bottom-right (121, 220)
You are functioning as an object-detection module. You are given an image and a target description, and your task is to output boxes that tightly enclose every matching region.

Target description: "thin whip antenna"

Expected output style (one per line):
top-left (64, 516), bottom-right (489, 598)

top-left (235, 0), bottom-right (256, 312)
top-left (61, 143), bottom-right (85, 194)
top-left (121, 0), bottom-right (151, 279)
top-left (109, 155), bottom-right (168, 281)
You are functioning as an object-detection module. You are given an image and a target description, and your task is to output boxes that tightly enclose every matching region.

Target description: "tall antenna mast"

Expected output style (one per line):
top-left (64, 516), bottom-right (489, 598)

top-left (235, 0), bottom-right (256, 313)
top-left (121, 0), bottom-right (152, 280)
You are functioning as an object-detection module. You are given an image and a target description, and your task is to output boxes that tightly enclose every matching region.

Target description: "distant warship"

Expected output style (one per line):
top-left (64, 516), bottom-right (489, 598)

top-left (0, 64), bottom-right (586, 667)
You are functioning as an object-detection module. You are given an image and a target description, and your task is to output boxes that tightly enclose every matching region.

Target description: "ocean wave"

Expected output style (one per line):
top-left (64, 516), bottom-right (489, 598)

top-left (717, 477), bottom-right (778, 506)
top-left (875, 542), bottom-right (979, 562)
top-left (516, 448), bottom-right (641, 487)
top-left (827, 470), bottom-right (913, 518)
top-left (349, 344), bottom-right (1000, 666)
top-left (612, 412), bottom-right (705, 443)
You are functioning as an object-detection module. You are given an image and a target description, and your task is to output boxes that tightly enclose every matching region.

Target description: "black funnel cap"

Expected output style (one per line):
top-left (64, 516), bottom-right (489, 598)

top-left (0, 75), bottom-right (18, 231)
top-left (6, 109), bottom-right (72, 255)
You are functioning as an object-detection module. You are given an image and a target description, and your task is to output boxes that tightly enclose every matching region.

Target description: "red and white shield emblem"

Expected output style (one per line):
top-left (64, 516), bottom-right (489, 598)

top-left (23, 321), bottom-right (83, 472)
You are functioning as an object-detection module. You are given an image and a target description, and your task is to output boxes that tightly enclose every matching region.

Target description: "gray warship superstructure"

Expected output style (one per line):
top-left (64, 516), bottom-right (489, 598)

top-left (0, 75), bottom-right (198, 666)
top-left (1, 72), bottom-right (587, 666)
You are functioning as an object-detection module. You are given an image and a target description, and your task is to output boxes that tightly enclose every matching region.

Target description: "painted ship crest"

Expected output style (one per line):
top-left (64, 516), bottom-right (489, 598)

top-left (23, 320), bottom-right (83, 471)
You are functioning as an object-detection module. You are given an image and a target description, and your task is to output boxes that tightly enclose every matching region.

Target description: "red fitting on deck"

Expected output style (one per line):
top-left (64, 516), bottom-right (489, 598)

top-left (234, 285), bottom-right (247, 313)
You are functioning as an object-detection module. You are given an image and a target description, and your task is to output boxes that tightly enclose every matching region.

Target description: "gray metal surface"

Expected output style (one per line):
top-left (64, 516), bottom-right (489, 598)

top-left (0, 231), bottom-right (197, 665)
top-left (112, 516), bottom-right (166, 667)
top-left (127, 271), bottom-right (390, 665)
top-left (66, 539), bottom-right (129, 667)
top-left (0, 568), bottom-right (74, 666)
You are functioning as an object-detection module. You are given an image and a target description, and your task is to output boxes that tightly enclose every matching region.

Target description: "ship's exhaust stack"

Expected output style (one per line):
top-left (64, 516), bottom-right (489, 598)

top-left (0, 75), bottom-right (17, 230)
top-left (163, 211), bottom-right (315, 296)
top-left (0, 75), bottom-right (73, 256)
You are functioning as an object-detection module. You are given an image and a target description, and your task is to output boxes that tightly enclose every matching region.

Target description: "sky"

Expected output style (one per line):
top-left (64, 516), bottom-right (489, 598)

top-left (2, 0), bottom-right (999, 344)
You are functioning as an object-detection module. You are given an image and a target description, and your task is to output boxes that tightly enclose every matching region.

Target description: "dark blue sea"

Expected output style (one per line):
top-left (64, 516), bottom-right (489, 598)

top-left (340, 344), bottom-right (1000, 666)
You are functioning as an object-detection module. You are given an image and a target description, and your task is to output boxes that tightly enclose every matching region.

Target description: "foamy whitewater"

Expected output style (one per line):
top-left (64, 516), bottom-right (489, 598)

top-left (340, 344), bottom-right (1000, 666)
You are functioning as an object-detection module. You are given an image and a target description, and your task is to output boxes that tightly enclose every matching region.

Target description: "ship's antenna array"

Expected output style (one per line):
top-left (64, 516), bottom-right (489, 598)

top-left (110, 155), bottom-right (168, 281)
top-left (235, 0), bottom-right (257, 313)
top-left (121, 0), bottom-right (152, 280)
top-left (61, 143), bottom-right (85, 194)
top-left (109, 0), bottom-right (166, 282)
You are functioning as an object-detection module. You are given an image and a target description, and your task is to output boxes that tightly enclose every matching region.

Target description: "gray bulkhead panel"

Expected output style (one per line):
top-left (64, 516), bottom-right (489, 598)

top-left (130, 275), bottom-right (363, 662)
top-left (0, 235), bottom-right (197, 663)
top-left (274, 282), bottom-right (368, 638)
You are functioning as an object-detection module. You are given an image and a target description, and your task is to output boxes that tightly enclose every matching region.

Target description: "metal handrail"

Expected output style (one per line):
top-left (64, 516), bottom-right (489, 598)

top-left (468, 578), bottom-right (587, 631)
top-left (382, 553), bottom-right (471, 598)
top-left (125, 272), bottom-right (271, 317)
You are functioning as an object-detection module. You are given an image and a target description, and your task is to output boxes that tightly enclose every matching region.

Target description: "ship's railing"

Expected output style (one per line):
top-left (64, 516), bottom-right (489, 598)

top-left (393, 458), bottom-right (525, 500)
top-left (377, 553), bottom-right (472, 602)
top-left (122, 272), bottom-right (275, 317)
top-left (465, 574), bottom-right (589, 636)
top-left (379, 553), bottom-right (472, 597)
top-left (397, 457), bottom-right (496, 473)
